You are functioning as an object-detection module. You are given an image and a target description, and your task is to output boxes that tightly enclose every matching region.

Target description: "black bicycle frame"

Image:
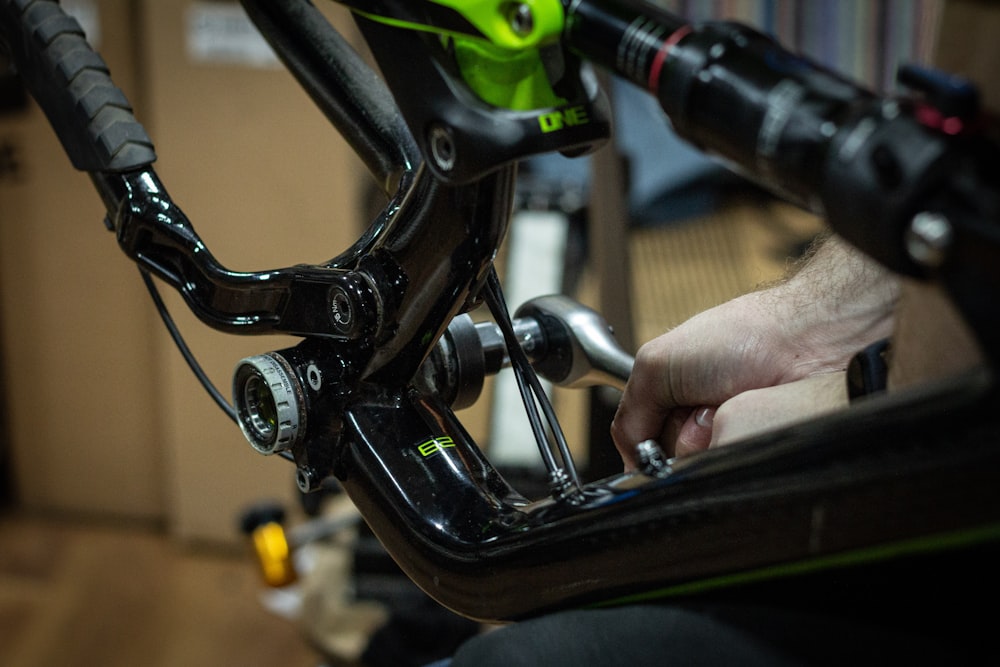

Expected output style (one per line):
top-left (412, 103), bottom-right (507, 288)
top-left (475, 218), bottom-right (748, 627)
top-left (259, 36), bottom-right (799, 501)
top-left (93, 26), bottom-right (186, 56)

top-left (2, 0), bottom-right (1000, 622)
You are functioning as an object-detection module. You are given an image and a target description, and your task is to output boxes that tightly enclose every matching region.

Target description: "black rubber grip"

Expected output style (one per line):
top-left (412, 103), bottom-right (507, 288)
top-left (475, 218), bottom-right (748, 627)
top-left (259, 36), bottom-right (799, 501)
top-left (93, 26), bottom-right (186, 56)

top-left (0, 0), bottom-right (155, 172)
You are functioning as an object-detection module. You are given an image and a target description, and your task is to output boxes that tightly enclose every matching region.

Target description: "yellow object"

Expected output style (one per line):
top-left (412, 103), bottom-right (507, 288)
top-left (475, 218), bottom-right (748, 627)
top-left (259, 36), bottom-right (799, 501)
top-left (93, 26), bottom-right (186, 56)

top-left (251, 522), bottom-right (297, 587)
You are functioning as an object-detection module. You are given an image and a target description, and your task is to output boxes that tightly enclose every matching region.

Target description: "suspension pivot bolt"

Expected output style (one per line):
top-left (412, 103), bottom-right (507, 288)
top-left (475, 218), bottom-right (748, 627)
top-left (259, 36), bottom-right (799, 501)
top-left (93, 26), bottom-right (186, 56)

top-left (428, 124), bottom-right (457, 173)
top-left (329, 273), bottom-right (380, 339)
top-left (508, 3), bottom-right (534, 36)
top-left (330, 285), bottom-right (355, 335)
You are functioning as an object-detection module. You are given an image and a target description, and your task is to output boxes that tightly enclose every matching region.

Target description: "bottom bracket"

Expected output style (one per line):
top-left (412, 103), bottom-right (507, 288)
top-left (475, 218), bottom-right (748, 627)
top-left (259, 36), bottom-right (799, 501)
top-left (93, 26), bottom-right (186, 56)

top-left (232, 354), bottom-right (304, 455)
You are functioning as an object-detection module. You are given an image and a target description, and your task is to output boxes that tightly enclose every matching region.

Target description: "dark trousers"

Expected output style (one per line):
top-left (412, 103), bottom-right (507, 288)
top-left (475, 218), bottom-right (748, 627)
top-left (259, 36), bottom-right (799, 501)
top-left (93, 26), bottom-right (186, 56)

top-left (449, 547), bottom-right (994, 666)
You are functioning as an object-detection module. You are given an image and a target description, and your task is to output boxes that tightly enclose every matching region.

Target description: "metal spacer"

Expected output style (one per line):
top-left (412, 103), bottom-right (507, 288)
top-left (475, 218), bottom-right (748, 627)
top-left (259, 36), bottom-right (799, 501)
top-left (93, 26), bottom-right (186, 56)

top-left (905, 211), bottom-right (953, 269)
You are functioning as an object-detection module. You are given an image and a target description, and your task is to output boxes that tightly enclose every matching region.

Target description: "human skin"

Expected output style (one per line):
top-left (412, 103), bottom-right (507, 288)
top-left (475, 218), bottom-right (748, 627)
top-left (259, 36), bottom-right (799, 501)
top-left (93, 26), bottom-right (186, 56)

top-left (611, 234), bottom-right (902, 468)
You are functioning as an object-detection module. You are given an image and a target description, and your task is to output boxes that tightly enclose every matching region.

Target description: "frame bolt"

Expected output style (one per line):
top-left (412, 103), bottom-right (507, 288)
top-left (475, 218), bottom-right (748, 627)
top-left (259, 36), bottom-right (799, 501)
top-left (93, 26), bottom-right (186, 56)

top-left (330, 284), bottom-right (356, 335)
top-left (508, 3), bottom-right (534, 36)
top-left (296, 466), bottom-right (320, 493)
top-left (428, 124), bottom-right (456, 173)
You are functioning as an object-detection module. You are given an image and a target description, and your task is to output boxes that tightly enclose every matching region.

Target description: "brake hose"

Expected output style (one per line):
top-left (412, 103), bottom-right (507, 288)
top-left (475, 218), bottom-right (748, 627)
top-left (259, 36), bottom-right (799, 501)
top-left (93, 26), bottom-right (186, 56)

top-left (483, 268), bottom-right (583, 497)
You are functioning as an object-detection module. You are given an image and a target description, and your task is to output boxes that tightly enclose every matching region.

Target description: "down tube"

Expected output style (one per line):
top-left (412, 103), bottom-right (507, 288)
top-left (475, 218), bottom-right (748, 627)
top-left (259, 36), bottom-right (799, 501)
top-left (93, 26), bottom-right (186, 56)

top-left (334, 378), bottom-right (1000, 624)
top-left (337, 387), bottom-right (529, 618)
top-left (335, 386), bottom-right (702, 623)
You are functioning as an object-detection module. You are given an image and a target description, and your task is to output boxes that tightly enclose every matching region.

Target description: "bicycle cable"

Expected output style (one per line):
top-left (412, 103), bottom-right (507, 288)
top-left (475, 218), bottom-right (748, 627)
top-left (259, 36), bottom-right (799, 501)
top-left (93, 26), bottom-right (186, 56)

top-left (483, 268), bottom-right (583, 497)
top-left (140, 268), bottom-right (237, 422)
top-left (140, 268), bottom-right (296, 464)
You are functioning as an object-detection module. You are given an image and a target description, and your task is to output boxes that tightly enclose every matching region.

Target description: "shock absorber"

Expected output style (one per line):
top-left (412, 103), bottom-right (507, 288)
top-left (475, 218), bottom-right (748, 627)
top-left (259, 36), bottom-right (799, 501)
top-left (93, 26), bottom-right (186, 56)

top-left (562, 0), bottom-right (871, 205)
top-left (561, 0), bottom-right (965, 278)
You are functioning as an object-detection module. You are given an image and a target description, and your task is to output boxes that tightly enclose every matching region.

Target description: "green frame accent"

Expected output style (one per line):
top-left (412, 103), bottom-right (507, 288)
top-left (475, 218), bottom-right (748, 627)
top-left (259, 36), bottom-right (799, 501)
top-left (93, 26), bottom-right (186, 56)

top-left (594, 523), bottom-right (1000, 607)
top-left (349, 0), bottom-right (568, 110)
top-left (350, 0), bottom-right (563, 48)
top-left (432, 0), bottom-right (564, 49)
top-left (452, 37), bottom-right (565, 109)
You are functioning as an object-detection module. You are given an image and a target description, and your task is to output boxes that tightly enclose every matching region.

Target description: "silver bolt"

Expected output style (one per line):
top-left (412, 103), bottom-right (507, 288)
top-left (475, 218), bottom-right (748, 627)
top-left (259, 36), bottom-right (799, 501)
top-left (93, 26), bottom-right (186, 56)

top-left (428, 124), bottom-right (456, 172)
top-left (548, 468), bottom-right (585, 503)
top-left (306, 364), bottom-right (322, 391)
top-left (905, 211), bottom-right (953, 269)
top-left (635, 439), bottom-right (669, 475)
top-left (296, 467), bottom-right (319, 493)
top-left (330, 285), bottom-right (355, 335)
top-left (509, 3), bottom-right (534, 36)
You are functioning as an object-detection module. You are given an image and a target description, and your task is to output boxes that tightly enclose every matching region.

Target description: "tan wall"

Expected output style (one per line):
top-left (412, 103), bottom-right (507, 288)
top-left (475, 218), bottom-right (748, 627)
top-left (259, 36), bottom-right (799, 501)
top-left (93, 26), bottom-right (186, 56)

top-left (935, 0), bottom-right (1000, 110)
top-left (0, 0), bottom-right (164, 520)
top-left (0, 0), bottom-right (373, 543)
top-left (141, 0), bottom-right (368, 543)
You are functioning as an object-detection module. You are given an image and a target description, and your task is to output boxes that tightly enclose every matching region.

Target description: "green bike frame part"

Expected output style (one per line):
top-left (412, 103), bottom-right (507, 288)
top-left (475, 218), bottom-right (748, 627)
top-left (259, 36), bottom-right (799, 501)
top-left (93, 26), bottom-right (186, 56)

top-left (337, 0), bottom-right (610, 183)
top-left (336, 0), bottom-right (566, 110)
top-left (340, 0), bottom-right (564, 47)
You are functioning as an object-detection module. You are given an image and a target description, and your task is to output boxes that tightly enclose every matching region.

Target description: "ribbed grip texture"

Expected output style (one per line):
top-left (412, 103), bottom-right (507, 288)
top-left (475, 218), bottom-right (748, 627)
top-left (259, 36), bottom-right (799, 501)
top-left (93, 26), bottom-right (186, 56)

top-left (1, 0), bottom-right (155, 171)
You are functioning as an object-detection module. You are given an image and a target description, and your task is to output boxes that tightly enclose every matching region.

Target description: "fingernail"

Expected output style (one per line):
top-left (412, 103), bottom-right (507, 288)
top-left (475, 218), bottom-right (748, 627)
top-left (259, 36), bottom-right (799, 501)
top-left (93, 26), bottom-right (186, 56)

top-left (695, 407), bottom-right (714, 428)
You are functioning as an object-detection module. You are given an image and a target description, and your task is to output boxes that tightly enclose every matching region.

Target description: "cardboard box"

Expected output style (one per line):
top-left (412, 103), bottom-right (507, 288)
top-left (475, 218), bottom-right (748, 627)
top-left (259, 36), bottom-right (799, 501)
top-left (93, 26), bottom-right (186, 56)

top-left (0, 0), bottom-right (379, 544)
top-left (139, 0), bottom-right (371, 543)
top-left (0, 0), bottom-right (164, 520)
top-left (935, 0), bottom-right (1000, 110)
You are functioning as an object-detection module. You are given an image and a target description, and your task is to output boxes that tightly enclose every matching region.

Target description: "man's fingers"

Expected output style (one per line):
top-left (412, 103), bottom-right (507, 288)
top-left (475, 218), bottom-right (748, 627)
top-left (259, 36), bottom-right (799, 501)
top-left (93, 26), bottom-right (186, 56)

top-left (674, 407), bottom-right (715, 457)
top-left (710, 372), bottom-right (849, 447)
top-left (610, 398), bottom-right (664, 470)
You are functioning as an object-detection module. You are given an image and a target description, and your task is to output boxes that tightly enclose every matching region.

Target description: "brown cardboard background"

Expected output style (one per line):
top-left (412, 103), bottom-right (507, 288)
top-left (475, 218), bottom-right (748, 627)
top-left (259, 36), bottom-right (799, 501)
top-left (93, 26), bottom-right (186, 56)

top-left (140, 0), bottom-right (369, 543)
top-left (0, 0), bottom-right (165, 520)
top-left (934, 0), bottom-right (1000, 111)
top-left (0, 0), bottom-right (379, 544)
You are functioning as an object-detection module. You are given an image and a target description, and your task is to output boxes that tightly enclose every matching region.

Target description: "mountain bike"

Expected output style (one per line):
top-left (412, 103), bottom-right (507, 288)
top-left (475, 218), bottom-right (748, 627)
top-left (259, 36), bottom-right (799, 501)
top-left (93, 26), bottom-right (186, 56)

top-left (2, 0), bottom-right (999, 628)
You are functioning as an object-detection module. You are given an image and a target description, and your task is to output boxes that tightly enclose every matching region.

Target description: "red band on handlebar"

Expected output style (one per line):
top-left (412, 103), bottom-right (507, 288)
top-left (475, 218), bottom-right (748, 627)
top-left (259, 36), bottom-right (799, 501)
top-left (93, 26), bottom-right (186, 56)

top-left (648, 24), bottom-right (692, 96)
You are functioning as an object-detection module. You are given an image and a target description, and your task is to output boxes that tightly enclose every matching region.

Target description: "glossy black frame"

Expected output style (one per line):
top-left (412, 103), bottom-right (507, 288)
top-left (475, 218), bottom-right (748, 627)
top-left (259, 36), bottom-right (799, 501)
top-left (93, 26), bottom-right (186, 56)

top-left (3, 0), bottom-right (1000, 623)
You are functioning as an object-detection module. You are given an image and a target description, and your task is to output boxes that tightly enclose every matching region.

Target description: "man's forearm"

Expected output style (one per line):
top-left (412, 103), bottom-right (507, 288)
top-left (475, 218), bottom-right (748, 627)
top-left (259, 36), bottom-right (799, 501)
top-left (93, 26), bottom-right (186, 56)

top-left (765, 233), bottom-right (901, 374)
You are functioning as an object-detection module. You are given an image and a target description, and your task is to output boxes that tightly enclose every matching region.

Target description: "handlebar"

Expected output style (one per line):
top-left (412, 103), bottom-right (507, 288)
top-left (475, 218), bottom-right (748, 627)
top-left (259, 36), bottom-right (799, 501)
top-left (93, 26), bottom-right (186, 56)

top-left (0, 0), bottom-right (155, 173)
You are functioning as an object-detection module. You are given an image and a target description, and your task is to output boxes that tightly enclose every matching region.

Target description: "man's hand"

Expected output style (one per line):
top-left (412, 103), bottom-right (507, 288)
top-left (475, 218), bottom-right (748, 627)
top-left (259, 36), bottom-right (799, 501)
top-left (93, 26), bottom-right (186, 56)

top-left (611, 235), bottom-right (899, 467)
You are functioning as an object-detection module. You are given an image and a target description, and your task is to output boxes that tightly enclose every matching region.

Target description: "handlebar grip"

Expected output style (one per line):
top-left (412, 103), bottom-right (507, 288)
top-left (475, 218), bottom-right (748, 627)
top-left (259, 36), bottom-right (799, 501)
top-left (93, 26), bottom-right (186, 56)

top-left (0, 0), bottom-right (155, 172)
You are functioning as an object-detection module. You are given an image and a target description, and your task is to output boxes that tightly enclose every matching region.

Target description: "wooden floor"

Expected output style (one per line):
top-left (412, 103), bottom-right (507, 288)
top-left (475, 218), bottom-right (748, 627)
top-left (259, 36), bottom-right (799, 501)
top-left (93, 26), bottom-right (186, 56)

top-left (0, 509), bottom-right (324, 667)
